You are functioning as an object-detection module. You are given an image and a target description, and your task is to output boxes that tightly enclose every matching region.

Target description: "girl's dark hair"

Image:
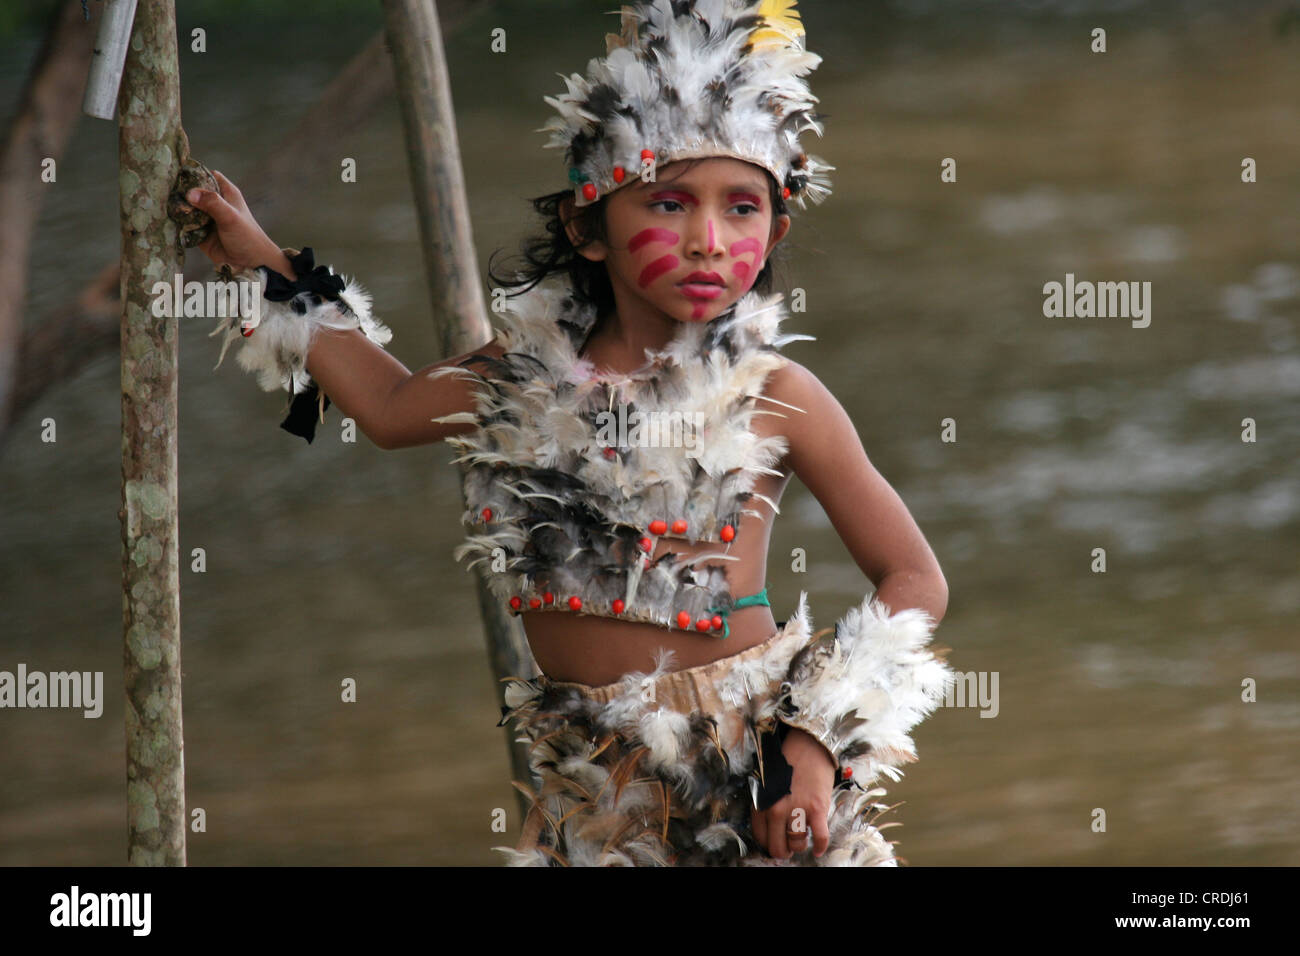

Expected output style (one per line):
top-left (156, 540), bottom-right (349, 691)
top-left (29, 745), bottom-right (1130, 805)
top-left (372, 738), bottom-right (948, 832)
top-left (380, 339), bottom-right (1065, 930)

top-left (487, 159), bottom-right (790, 320)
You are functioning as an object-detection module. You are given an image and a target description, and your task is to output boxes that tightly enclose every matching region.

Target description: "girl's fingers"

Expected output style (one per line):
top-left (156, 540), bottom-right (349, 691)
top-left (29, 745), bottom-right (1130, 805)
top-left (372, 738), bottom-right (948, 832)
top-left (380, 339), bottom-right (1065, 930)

top-left (185, 186), bottom-right (237, 225)
top-left (810, 807), bottom-right (830, 857)
top-left (210, 170), bottom-right (249, 214)
top-left (767, 807), bottom-right (790, 859)
top-left (750, 808), bottom-right (768, 853)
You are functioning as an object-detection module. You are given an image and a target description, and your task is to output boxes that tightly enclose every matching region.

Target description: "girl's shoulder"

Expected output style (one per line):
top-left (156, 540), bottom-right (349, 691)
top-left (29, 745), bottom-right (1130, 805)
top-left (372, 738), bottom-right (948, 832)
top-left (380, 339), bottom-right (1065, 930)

top-left (756, 355), bottom-right (858, 471)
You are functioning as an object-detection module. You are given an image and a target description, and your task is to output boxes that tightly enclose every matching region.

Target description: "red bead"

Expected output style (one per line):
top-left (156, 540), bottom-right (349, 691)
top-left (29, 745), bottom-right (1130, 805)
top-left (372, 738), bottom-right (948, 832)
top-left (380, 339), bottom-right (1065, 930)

top-left (529, 598), bottom-right (541, 610)
top-left (581, 182), bottom-right (597, 201)
top-left (613, 166), bottom-right (626, 183)
top-left (648, 519), bottom-right (667, 536)
top-left (641, 149), bottom-right (655, 161)
top-left (638, 536), bottom-right (652, 552)
top-left (720, 524), bottom-right (735, 542)
top-left (676, 610), bottom-right (691, 629)
top-left (671, 519), bottom-right (687, 534)
top-left (711, 615), bottom-right (724, 630)
top-left (481, 507), bottom-right (492, 522)
top-left (612, 599), bottom-right (625, 614)
top-left (568, 595), bottom-right (582, 610)
top-left (602, 446), bottom-right (617, 459)
top-left (509, 596), bottom-right (522, 611)
top-left (695, 619), bottom-right (711, 631)
top-left (842, 766), bottom-right (853, 779)
top-left (543, 591), bottom-right (554, 605)
top-left (241, 326), bottom-right (255, 338)
top-left (783, 187), bottom-right (791, 199)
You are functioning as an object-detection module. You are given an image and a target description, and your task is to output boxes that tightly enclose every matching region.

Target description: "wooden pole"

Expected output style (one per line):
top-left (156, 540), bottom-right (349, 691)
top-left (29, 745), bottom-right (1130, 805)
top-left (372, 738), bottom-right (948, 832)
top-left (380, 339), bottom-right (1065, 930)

top-left (378, 0), bottom-right (539, 811)
top-left (117, 0), bottom-right (186, 865)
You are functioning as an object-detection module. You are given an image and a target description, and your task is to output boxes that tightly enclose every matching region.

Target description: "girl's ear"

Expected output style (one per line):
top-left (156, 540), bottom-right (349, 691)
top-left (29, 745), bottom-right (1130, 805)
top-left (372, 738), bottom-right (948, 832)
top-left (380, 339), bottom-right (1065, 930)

top-left (560, 194), bottom-right (609, 262)
top-left (768, 213), bottom-right (792, 253)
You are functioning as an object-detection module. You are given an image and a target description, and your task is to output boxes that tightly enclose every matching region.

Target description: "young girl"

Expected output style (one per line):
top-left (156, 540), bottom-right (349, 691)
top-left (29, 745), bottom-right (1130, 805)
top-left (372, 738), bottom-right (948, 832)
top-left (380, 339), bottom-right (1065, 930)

top-left (193, 0), bottom-right (952, 866)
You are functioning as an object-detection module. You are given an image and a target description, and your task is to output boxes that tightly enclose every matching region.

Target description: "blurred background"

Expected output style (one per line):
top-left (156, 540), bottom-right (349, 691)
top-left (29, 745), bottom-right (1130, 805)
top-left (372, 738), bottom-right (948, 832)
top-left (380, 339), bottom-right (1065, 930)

top-left (0, 0), bottom-right (1296, 865)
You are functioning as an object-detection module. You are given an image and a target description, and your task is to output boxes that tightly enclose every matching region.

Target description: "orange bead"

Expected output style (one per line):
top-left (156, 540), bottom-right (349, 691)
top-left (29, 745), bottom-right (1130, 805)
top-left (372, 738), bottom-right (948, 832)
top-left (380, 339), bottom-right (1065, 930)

top-left (842, 766), bottom-right (853, 779)
top-left (481, 507), bottom-right (492, 521)
top-left (612, 599), bottom-right (625, 614)
top-left (648, 519), bottom-right (667, 535)
top-left (543, 591), bottom-right (554, 605)
top-left (711, 615), bottom-right (723, 630)
top-left (695, 619), bottom-right (711, 631)
top-left (782, 187), bottom-right (791, 199)
top-left (509, 596), bottom-right (522, 611)
top-left (582, 183), bottom-right (597, 201)
top-left (568, 595), bottom-right (582, 611)
top-left (676, 610), bottom-right (690, 629)
top-left (720, 524), bottom-right (735, 542)
top-left (638, 537), bottom-right (652, 552)
top-left (671, 519), bottom-right (687, 534)
top-left (613, 166), bottom-right (626, 183)
top-left (641, 149), bottom-right (655, 161)
top-left (529, 598), bottom-right (541, 610)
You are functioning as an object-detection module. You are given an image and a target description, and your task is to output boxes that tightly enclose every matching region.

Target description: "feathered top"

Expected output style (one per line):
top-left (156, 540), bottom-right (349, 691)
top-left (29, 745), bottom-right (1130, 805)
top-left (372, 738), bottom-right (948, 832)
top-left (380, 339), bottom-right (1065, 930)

top-left (429, 278), bottom-right (815, 633)
top-left (542, 0), bottom-right (833, 210)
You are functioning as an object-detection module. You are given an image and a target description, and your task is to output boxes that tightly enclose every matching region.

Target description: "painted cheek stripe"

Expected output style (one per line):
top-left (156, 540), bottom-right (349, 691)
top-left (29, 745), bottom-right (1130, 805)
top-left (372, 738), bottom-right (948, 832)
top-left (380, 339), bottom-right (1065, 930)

top-left (638, 254), bottom-right (679, 288)
top-left (729, 237), bottom-right (764, 291)
top-left (628, 227), bottom-right (680, 254)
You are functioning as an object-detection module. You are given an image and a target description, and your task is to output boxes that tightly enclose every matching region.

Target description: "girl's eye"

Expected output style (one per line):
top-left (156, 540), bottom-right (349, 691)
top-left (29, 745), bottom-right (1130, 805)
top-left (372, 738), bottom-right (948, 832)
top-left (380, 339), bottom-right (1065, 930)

top-left (650, 199), bottom-right (685, 213)
top-left (730, 203), bottom-right (760, 216)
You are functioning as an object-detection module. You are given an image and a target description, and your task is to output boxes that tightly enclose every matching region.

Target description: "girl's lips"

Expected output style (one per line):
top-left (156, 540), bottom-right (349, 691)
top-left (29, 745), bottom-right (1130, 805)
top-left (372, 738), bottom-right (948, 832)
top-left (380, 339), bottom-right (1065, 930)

top-left (678, 282), bottom-right (725, 300)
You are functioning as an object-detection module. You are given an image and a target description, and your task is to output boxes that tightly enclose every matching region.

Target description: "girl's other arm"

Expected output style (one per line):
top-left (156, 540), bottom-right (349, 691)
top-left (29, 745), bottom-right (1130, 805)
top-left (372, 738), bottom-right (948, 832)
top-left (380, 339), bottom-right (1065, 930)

top-left (306, 329), bottom-right (505, 450)
top-left (768, 359), bottom-right (949, 626)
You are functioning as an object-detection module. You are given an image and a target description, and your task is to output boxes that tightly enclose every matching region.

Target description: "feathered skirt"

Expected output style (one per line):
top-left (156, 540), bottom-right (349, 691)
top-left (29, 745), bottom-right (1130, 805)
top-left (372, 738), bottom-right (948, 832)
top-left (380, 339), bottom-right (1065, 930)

top-left (493, 592), bottom-right (953, 867)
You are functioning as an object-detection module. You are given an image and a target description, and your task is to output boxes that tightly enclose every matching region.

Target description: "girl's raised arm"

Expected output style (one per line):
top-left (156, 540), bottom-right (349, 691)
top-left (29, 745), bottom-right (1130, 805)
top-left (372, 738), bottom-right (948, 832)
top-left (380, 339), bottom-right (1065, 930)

top-left (767, 358), bottom-right (949, 626)
top-left (186, 171), bottom-right (501, 449)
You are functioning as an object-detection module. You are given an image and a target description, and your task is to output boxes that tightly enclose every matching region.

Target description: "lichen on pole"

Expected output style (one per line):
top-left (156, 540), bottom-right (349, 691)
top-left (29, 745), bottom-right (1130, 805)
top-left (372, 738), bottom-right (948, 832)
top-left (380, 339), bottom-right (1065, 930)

top-left (117, 0), bottom-right (186, 866)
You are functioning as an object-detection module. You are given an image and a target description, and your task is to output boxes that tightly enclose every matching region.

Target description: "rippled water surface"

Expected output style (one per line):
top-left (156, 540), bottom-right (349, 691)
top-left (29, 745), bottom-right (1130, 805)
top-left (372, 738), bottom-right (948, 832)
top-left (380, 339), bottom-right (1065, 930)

top-left (1, 1), bottom-right (1296, 865)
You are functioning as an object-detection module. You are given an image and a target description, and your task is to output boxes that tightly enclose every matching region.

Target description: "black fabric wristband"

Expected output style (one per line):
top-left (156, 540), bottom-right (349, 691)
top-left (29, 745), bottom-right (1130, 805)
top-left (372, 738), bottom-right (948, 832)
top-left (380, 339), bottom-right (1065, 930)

top-left (281, 383), bottom-right (330, 444)
top-left (754, 719), bottom-right (794, 811)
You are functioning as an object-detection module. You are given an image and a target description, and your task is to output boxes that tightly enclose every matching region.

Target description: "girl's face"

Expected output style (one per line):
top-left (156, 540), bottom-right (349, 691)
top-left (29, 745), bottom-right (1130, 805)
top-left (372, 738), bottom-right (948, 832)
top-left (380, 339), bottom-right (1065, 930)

top-left (573, 157), bottom-right (791, 323)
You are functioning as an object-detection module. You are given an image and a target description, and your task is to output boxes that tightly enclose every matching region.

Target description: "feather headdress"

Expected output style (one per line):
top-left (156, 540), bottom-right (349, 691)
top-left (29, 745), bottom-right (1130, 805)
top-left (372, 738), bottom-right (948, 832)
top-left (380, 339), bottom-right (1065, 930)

top-left (540, 0), bottom-right (833, 209)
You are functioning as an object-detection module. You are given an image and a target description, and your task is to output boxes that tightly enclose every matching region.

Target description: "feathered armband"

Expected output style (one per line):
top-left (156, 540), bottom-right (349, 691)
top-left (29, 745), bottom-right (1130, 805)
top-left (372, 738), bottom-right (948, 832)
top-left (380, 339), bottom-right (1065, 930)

top-left (208, 247), bottom-right (393, 443)
top-left (776, 595), bottom-right (954, 789)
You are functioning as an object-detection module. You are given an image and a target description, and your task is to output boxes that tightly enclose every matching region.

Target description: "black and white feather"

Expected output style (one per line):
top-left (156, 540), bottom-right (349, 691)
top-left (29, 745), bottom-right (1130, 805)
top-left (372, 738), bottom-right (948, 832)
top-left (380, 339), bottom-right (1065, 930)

top-left (433, 276), bottom-right (814, 629)
top-left (540, 0), bottom-right (834, 209)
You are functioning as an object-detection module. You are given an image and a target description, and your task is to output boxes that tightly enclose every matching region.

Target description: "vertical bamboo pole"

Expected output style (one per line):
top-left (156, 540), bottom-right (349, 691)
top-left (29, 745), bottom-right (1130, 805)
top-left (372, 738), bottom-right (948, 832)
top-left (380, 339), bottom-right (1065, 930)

top-left (117, 0), bottom-right (186, 865)
top-left (378, 0), bottom-right (539, 810)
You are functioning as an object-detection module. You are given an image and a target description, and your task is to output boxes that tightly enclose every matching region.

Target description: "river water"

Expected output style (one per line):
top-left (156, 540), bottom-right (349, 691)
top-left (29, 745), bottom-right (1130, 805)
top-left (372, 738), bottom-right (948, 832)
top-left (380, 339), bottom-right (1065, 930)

top-left (1, 0), bottom-right (1296, 865)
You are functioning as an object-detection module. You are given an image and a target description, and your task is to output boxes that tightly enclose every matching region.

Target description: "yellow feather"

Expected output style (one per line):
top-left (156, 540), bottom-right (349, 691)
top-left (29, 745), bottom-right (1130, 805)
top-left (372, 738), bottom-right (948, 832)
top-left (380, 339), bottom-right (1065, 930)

top-left (750, 0), bottom-right (804, 50)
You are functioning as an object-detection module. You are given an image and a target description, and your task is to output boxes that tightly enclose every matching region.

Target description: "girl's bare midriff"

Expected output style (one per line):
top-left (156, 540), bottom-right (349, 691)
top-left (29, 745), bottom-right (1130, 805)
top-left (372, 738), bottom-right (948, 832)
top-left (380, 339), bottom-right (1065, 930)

top-left (521, 405), bottom-right (794, 686)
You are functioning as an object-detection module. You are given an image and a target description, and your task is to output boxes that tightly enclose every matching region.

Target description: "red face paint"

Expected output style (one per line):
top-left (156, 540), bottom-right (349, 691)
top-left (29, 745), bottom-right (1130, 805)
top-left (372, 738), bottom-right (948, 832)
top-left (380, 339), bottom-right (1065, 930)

top-left (707, 220), bottom-right (715, 253)
top-left (648, 190), bottom-right (698, 206)
top-left (628, 227), bottom-right (679, 254)
top-left (729, 237), bottom-right (764, 293)
top-left (638, 254), bottom-right (679, 289)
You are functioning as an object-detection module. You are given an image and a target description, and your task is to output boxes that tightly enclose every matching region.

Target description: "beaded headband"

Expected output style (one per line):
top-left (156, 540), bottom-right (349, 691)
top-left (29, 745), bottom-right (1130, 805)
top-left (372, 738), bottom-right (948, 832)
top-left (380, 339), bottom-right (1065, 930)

top-left (539, 0), bottom-right (833, 210)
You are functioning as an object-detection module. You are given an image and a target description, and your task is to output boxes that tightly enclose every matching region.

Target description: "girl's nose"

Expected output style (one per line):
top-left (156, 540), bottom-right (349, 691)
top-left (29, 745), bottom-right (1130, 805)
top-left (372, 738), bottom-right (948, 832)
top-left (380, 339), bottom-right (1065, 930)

top-left (683, 215), bottom-right (720, 258)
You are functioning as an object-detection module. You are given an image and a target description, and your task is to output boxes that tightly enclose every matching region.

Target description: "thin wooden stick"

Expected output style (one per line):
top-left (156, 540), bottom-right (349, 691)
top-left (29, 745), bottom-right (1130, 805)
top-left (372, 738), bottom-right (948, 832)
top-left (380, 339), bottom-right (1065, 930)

top-left (378, 0), bottom-right (540, 817)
